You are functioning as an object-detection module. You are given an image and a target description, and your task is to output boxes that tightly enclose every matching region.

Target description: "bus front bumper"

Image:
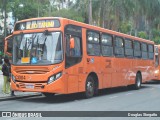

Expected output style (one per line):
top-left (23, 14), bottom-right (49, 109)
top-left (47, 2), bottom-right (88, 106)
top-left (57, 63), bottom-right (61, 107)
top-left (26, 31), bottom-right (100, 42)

top-left (11, 80), bottom-right (66, 94)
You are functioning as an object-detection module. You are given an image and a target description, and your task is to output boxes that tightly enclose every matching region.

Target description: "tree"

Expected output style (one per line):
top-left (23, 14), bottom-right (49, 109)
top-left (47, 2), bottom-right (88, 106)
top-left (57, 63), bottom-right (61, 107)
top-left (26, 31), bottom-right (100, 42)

top-left (3, 0), bottom-right (160, 42)
top-left (138, 31), bottom-right (147, 39)
top-left (51, 8), bottom-right (84, 22)
top-left (73, 0), bottom-right (89, 23)
top-left (8, 0), bottom-right (50, 21)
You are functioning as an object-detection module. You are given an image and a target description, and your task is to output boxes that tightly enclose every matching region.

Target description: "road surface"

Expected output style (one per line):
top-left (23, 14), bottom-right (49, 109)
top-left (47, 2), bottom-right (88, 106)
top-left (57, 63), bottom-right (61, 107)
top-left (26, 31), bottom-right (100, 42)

top-left (0, 81), bottom-right (160, 120)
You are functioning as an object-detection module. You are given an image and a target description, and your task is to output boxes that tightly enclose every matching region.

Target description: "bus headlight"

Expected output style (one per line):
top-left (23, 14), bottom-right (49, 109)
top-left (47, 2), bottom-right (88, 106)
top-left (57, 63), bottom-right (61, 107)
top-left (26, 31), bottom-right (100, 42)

top-left (11, 74), bottom-right (16, 83)
top-left (155, 70), bottom-right (159, 74)
top-left (47, 72), bottom-right (62, 84)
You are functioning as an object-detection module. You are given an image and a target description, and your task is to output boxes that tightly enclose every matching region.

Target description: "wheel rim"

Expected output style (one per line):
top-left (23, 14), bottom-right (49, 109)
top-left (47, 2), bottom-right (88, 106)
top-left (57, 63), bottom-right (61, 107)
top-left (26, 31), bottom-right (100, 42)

top-left (137, 75), bottom-right (141, 87)
top-left (86, 80), bottom-right (94, 96)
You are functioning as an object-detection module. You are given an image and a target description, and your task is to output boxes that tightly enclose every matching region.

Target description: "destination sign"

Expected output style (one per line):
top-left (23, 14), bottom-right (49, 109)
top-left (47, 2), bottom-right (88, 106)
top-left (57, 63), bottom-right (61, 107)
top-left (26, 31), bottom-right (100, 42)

top-left (14, 19), bottom-right (60, 31)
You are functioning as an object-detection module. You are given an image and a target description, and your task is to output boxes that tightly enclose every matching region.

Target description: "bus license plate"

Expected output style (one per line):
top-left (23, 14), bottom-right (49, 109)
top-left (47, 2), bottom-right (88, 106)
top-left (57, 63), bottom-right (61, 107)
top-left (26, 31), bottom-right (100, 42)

top-left (25, 84), bottom-right (34, 89)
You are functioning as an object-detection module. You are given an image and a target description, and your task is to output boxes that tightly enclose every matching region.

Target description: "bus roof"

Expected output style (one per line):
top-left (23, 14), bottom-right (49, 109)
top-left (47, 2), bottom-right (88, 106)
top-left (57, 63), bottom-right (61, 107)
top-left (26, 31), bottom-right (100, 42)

top-left (15, 17), bottom-right (154, 44)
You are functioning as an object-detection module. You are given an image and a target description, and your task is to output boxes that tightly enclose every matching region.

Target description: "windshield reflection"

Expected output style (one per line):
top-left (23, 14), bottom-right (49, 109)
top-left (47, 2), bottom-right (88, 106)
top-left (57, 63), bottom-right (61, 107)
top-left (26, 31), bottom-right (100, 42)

top-left (12, 32), bottom-right (63, 65)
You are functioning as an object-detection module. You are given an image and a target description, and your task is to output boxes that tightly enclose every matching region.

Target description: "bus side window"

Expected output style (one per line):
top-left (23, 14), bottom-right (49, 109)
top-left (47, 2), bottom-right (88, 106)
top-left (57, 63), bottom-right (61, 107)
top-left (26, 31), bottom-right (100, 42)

top-left (148, 44), bottom-right (154, 60)
top-left (133, 41), bottom-right (141, 58)
top-left (65, 34), bottom-right (82, 68)
top-left (71, 37), bottom-right (81, 57)
top-left (87, 31), bottom-right (100, 56)
top-left (66, 35), bottom-right (81, 57)
top-left (114, 37), bottom-right (124, 57)
top-left (124, 39), bottom-right (133, 58)
top-left (141, 43), bottom-right (148, 59)
top-left (101, 33), bottom-right (113, 56)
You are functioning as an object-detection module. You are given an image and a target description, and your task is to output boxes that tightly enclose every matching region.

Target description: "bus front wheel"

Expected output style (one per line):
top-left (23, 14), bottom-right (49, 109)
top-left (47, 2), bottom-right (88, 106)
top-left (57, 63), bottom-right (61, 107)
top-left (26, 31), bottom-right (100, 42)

top-left (85, 76), bottom-right (95, 98)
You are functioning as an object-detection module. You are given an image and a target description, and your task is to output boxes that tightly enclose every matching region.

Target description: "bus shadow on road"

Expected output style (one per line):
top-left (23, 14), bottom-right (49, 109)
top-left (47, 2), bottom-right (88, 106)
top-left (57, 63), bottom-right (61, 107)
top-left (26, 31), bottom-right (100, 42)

top-left (17, 93), bottom-right (88, 103)
top-left (143, 80), bottom-right (160, 85)
top-left (97, 85), bottom-right (150, 97)
top-left (17, 85), bottom-right (151, 104)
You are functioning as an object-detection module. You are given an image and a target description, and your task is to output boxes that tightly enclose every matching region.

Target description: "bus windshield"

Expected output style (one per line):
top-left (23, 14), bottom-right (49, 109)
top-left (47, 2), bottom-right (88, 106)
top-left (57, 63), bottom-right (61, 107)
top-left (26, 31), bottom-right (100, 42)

top-left (12, 31), bottom-right (63, 65)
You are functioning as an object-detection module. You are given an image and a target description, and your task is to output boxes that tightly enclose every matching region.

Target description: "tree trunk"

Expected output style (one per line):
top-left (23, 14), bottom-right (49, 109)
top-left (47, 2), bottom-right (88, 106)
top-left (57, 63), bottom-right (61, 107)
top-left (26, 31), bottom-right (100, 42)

top-left (88, 0), bottom-right (92, 25)
top-left (99, 0), bottom-right (105, 27)
top-left (3, 0), bottom-right (7, 38)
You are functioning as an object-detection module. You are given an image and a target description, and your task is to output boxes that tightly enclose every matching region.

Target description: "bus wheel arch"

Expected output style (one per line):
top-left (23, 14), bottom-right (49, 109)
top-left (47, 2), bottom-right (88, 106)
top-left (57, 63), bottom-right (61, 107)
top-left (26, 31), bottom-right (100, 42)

top-left (84, 72), bottom-right (99, 98)
top-left (134, 71), bottom-right (142, 90)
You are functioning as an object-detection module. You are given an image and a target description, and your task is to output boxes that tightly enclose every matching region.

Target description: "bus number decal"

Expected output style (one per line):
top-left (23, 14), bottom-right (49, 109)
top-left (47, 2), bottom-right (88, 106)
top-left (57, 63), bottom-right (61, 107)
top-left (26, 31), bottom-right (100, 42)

top-left (106, 60), bottom-right (111, 68)
top-left (15, 75), bottom-right (26, 80)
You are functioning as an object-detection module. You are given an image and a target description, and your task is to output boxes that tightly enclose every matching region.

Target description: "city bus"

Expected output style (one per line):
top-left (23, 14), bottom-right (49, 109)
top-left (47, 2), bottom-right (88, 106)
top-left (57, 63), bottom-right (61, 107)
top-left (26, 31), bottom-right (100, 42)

top-left (154, 45), bottom-right (160, 80)
top-left (5, 17), bottom-right (155, 98)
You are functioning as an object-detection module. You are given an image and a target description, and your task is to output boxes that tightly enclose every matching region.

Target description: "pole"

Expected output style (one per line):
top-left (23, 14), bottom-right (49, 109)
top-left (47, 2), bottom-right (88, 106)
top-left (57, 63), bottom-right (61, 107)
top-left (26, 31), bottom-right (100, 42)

top-left (4, 0), bottom-right (7, 38)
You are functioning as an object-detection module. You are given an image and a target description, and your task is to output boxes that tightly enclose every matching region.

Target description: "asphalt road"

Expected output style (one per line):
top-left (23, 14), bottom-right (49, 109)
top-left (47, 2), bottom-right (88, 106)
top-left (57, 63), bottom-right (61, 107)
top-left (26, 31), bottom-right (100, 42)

top-left (1, 81), bottom-right (160, 120)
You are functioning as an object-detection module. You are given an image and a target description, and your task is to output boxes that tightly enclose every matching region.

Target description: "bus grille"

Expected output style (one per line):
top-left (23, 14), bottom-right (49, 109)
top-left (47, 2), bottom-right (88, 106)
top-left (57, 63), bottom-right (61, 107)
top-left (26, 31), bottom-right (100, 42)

top-left (18, 83), bottom-right (45, 89)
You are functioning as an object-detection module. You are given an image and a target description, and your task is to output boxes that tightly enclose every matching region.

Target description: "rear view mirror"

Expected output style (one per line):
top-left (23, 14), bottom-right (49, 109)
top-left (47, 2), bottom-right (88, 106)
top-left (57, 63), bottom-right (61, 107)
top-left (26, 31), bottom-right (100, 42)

top-left (70, 37), bottom-right (75, 49)
top-left (44, 30), bottom-right (49, 35)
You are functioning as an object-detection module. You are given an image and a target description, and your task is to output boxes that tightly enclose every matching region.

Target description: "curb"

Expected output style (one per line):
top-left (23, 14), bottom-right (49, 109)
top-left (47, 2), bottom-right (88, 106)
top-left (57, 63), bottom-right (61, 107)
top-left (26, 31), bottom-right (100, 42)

top-left (0, 93), bottom-right (42, 101)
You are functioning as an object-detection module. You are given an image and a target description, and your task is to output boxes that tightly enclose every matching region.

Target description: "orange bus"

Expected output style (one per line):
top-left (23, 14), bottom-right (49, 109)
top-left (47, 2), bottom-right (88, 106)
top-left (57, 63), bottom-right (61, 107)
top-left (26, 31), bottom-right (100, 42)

top-left (5, 17), bottom-right (155, 98)
top-left (154, 45), bottom-right (160, 80)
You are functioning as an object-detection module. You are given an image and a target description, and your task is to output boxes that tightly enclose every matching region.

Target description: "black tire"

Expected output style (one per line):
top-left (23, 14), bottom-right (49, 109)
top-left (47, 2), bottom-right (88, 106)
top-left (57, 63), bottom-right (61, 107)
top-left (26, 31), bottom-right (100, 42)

top-left (134, 73), bottom-right (142, 90)
top-left (43, 93), bottom-right (55, 98)
top-left (85, 76), bottom-right (95, 98)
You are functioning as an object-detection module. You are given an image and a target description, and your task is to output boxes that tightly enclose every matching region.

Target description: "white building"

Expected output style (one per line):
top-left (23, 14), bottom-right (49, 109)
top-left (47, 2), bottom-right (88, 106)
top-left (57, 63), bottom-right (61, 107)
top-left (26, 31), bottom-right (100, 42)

top-left (50, 0), bottom-right (75, 10)
top-left (0, 12), bottom-right (15, 35)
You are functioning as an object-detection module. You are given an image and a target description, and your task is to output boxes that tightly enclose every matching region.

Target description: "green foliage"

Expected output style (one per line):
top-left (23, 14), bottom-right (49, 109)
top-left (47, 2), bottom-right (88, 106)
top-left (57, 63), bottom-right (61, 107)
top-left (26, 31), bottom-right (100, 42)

top-left (51, 9), bottom-right (84, 22)
top-left (0, 0), bottom-right (3, 11)
top-left (3, 0), bottom-right (160, 44)
top-left (152, 29), bottom-right (160, 37)
top-left (0, 51), bottom-right (3, 55)
top-left (119, 22), bottom-right (132, 34)
top-left (17, 3), bottom-right (38, 20)
top-left (8, 0), bottom-right (48, 21)
top-left (138, 31), bottom-right (147, 39)
top-left (152, 29), bottom-right (160, 44)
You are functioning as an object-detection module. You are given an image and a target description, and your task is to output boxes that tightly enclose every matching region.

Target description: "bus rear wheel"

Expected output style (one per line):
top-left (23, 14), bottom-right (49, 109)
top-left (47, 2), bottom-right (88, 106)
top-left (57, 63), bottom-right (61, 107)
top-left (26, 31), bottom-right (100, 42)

top-left (134, 73), bottom-right (142, 90)
top-left (43, 93), bottom-right (55, 98)
top-left (85, 76), bottom-right (95, 98)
